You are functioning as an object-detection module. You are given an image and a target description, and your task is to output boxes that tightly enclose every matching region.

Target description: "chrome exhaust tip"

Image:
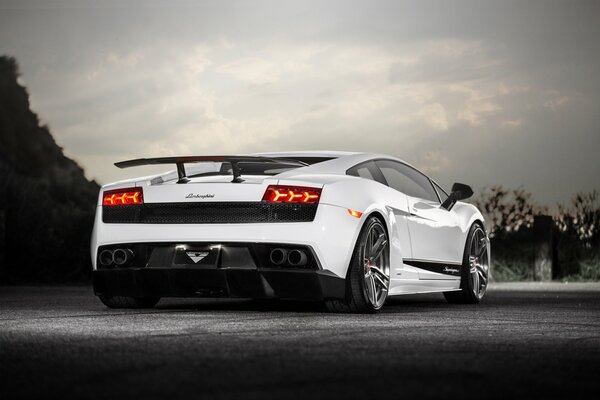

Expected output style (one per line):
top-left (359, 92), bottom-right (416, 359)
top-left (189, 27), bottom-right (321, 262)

top-left (112, 248), bottom-right (134, 267)
top-left (99, 250), bottom-right (114, 266)
top-left (287, 249), bottom-right (307, 267)
top-left (269, 248), bottom-right (288, 265)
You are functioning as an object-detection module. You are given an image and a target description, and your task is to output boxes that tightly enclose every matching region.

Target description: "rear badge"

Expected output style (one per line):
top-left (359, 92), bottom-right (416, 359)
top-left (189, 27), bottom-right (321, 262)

top-left (186, 193), bottom-right (215, 199)
top-left (186, 251), bottom-right (209, 263)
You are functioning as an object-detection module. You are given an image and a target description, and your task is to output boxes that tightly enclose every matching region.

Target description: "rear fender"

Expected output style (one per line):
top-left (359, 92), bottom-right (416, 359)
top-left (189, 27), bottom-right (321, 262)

top-left (316, 177), bottom-right (412, 278)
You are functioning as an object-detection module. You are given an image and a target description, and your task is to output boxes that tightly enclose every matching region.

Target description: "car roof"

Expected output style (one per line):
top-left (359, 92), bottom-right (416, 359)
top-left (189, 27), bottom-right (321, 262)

top-left (262, 151), bottom-right (426, 178)
top-left (249, 151), bottom-right (413, 168)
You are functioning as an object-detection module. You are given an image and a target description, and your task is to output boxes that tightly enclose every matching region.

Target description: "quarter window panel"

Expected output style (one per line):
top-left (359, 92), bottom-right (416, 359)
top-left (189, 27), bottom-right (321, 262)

top-left (347, 164), bottom-right (375, 180)
top-left (347, 161), bottom-right (387, 184)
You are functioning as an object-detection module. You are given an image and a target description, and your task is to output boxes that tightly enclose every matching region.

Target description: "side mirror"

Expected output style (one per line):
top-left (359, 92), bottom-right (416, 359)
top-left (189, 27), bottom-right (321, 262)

top-left (441, 182), bottom-right (474, 211)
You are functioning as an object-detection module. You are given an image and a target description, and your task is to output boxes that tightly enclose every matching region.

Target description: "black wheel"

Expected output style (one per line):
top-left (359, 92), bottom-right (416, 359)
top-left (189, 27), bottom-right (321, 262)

top-left (444, 223), bottom-right (489, 304)
top-left (98, 295), bottom-right (160, 309)
top-left (325, 216), bottom-right (390, 313)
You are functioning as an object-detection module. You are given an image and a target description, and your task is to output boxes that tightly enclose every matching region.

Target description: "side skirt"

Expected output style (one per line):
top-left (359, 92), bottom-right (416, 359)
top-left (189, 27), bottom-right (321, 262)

top-left (388, 279), bottom-right (461, 296)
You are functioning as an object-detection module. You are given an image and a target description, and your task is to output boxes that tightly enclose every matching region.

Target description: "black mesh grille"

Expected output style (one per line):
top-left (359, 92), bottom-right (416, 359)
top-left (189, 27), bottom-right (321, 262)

top-left (103, 202), bottom-right (318, 224)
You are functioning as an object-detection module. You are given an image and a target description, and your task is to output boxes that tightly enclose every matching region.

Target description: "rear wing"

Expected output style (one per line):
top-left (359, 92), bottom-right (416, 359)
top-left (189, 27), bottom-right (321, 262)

top-left (114, 156), bottom-right (308, 184)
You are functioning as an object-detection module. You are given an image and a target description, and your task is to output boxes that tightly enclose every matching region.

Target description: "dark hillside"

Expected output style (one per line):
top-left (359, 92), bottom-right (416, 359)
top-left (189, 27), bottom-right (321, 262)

top-left (0, 56), bottom-right (99, 283)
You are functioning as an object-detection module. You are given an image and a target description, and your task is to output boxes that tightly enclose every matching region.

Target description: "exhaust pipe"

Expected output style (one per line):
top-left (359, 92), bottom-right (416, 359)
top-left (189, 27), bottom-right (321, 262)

top-left (270, 248), bottom-right (288, 265)
top-left (112, 248), bottom-right (134, 267)
top-left (99, 250), bottom-right (114, 267)
top-left (287, 250), bottom-right (307, 267)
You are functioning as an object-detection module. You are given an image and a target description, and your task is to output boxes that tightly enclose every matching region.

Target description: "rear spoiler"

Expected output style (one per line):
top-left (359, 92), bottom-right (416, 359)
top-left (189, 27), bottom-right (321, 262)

top-left (114, 156), bottom-right (308, 184)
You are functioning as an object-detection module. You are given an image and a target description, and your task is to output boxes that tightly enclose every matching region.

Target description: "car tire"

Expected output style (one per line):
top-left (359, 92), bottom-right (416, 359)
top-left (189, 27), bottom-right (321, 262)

top-left (325, 216), bottom-right (390, 313)
top-left (98, 295), bottom-right (160, 309)
top-left (444, 222), bottom-right (489, 304)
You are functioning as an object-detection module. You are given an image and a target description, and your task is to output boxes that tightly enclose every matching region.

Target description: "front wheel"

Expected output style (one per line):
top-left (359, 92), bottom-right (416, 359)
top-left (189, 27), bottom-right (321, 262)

top-left (98, 295), bottom-right (160, 309)
top-left (444, 223), bottom-right (489, 304)
top-left (325, 216), bottom-right (390, 313)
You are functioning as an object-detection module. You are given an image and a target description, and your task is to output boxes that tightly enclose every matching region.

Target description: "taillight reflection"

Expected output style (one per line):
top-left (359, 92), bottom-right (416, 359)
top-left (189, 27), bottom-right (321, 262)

top-left (102, 187), bottom-right (144, 206)
top-left (262, 185), bottom-right (322, 204)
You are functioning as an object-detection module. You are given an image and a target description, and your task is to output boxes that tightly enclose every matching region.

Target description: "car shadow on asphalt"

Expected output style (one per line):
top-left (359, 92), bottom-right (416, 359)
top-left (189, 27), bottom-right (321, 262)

top-left (149, 292), bottom-right (451, 314)
top-left (143, 289), bottom-right (600, 315)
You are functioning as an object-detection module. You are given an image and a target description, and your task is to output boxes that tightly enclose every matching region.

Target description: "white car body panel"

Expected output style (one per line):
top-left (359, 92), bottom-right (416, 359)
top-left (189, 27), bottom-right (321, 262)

top-left (91, 151), bottom-right (488, 299)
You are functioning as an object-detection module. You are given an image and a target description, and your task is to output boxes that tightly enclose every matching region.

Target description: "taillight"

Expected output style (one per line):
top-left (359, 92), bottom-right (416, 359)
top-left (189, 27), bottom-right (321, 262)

top-left (102, 187), bottom-right (144, 206)
top-left (262, 185), bottom-right (322, 204)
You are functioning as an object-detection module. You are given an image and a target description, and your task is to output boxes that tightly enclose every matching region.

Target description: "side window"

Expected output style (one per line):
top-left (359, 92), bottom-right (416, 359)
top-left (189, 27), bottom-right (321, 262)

top-left (432, 181), bottom-right (448, 203)
top-left (375, 160), bottom-right (439, 202)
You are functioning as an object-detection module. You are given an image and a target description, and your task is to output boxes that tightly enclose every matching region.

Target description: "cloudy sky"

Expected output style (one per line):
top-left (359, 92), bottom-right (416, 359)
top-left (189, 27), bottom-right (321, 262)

top-left (1, 0), bottom-right (599, 206)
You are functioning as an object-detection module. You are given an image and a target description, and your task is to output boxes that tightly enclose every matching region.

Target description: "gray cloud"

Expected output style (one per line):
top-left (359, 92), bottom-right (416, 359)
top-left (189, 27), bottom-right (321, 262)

top-left (0, 0), bottom-right (598, 206)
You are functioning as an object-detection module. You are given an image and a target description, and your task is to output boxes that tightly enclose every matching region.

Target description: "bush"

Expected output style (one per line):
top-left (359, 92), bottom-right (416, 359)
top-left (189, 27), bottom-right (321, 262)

top-left (475, 186), bottom-right (599, 281)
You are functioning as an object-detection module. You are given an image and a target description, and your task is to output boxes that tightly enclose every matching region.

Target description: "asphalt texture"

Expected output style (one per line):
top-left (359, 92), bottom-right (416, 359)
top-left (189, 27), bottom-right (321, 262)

top-left (1, 283), bottom-right (599, 400)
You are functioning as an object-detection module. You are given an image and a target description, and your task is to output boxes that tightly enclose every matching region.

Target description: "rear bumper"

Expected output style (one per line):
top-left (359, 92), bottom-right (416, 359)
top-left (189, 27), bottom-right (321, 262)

top-left (91, 203), bottom-right (362, 278)
top-left (93, 268), bottom-right (346, 301)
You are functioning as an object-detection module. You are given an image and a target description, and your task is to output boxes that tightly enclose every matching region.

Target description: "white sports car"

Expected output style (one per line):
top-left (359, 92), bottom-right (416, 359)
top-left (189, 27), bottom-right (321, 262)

top-left (91, 151), bottom-right (490, 313)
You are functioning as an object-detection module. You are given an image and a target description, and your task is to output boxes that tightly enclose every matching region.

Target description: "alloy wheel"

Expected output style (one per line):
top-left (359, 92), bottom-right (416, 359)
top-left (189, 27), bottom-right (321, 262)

top-left (468, 226), bottom-right (489, 300)
top-left (360, 221), bottom-right (390, 309)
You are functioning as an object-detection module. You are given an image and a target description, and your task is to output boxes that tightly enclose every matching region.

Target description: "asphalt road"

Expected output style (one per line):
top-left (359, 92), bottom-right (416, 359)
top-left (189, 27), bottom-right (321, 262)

top-left (1, 283), bottom-right (599, 400)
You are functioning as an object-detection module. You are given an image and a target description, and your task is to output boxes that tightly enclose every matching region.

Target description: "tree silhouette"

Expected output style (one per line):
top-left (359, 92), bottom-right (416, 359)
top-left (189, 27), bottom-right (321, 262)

top-left (0, 55), bottom-right (99, 283)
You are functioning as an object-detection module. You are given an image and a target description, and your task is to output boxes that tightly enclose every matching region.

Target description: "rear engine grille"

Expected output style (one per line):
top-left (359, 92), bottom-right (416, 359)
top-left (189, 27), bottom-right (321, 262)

top-left (102, 202), bottom-right (318, 224)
